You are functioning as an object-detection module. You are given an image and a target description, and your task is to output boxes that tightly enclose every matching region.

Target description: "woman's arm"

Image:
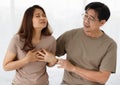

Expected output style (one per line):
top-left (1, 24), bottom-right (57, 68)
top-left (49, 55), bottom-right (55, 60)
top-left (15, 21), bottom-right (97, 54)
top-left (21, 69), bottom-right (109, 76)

top-left (3, 50), bottom-right (38, 71)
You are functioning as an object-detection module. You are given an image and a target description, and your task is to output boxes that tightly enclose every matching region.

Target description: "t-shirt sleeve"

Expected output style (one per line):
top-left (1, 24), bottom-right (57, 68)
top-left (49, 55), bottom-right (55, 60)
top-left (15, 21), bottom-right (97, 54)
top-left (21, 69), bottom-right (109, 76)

top-left (56, 32), bottom-right (67, 56)
top-left (100, 41), bottom-right (117, 73)
top-left (56, 29), bottom-right (77, 57)
top-left (48, 37), bottom-right (56, 54)
top-left (7, 35), bottom-right (18, 54)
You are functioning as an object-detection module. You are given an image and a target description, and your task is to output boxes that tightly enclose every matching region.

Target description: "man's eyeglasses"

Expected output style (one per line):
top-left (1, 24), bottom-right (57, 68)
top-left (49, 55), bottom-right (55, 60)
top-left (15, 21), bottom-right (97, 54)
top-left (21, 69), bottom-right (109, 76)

top-left (82, 13), bottom-right (98, 23)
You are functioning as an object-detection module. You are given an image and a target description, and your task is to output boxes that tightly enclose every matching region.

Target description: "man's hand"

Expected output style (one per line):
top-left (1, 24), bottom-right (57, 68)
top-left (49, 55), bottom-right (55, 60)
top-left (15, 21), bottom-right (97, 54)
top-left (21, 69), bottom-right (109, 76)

top-left (57, 59), bottom-right (75, 72)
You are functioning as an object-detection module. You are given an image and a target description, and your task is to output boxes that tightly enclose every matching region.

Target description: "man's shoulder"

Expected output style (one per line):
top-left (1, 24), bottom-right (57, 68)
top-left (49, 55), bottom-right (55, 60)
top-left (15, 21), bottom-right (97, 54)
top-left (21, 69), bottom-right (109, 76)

top-left (64, 28), bottom-right (83, 35)
top-left (58, 28), bottom-right (83, 40)
top-left (103, 33), bottom-right (117, 46)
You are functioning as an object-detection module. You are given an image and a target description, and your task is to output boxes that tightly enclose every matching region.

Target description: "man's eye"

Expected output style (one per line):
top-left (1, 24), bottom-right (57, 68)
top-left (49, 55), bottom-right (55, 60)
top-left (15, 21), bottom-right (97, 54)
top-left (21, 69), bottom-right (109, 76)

top-left (42, 14), bottom-right (46, 17)
top-left (85, 15), bottom-right (88, 18)
top-left (89, 17), bottom-right (95, 21)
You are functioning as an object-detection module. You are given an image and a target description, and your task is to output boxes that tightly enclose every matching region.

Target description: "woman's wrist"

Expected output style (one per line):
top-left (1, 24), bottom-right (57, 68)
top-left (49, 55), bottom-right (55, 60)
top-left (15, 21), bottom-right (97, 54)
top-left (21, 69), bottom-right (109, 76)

top-left (51, 57), bottom-right (58, 65)
top-left (54, 58), bottom-right (58, 64)
top-left (48, 57), bottom-right (58, 66)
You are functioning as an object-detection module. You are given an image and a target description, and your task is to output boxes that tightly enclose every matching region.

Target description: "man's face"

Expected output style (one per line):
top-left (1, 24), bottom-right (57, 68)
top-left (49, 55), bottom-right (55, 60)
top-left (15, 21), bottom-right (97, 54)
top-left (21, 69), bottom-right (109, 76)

top-left (83, 9), bottom-right (105, 33)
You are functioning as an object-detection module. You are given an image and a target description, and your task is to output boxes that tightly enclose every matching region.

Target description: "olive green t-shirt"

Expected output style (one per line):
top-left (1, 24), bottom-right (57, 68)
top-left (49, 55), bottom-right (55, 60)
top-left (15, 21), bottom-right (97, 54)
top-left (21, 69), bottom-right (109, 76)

top-left (56, 28), bottom-right (117, 85)
top-left (8, 34), bottom-right (56, 85)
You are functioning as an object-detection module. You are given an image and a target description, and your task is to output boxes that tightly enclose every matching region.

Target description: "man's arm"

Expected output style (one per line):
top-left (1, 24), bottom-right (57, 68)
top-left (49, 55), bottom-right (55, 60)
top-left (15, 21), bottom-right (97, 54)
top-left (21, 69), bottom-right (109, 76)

top-left (57, 59), bottom-right (111, 84)
top-left (72, 66), bottom-right (111, 84)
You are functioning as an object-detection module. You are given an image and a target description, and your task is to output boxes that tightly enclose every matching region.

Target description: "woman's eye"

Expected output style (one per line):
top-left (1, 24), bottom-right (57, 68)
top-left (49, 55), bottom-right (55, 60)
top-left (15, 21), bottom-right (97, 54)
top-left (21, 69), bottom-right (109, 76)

top-left (36, 15), bottom-right (40, 17)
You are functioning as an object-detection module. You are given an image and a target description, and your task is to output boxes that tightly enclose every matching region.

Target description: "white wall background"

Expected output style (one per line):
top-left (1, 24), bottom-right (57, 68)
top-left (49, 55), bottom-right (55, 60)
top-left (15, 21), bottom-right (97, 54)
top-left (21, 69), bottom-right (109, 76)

top-left (0, 0), bottom-right (120, 85)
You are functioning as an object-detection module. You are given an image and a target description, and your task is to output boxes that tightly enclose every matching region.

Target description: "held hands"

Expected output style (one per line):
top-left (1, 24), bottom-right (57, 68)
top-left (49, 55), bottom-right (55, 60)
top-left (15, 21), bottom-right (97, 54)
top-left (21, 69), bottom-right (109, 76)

top-left (25, 49), bottom-right (49, 63)
top-left (36, 49), bottom-right (57, 66)
top-left (25, 50), bottom-right (40, 63)
top-left (24, 49), bottom-right (57, 66)
top-left (33, 49), bottom-right (75, 70)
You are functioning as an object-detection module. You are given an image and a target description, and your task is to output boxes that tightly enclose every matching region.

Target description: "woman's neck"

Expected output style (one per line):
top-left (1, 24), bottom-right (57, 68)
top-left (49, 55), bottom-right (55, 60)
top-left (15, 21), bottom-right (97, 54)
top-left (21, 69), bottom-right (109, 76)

top-left (32, 30), bottom-right (41, 45)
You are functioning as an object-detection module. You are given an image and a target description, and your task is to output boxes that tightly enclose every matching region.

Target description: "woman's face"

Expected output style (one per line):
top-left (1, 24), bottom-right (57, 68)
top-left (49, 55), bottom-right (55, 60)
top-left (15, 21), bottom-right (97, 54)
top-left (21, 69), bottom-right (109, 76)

top-left (32, 8), bottom-right (48, 31)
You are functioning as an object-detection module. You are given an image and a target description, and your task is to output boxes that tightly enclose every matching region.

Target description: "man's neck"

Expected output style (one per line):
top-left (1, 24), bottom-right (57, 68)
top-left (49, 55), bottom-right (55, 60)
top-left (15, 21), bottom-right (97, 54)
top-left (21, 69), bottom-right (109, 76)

top-left (84, 30), bottom-right (103, 38)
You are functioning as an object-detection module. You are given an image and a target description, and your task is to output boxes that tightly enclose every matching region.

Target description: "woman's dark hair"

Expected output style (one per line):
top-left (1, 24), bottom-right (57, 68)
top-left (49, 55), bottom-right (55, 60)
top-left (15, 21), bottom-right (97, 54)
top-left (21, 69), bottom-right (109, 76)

top-left (85, 2), bottom-right (110, 21)
top-left (17, 5), bottom-right (52, 52)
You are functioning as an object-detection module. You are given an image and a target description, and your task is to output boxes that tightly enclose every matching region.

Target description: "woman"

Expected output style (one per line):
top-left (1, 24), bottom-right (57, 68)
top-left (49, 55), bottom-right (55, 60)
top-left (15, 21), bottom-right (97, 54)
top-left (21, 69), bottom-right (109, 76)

top-left (3, 5), bottom-right (56, 85)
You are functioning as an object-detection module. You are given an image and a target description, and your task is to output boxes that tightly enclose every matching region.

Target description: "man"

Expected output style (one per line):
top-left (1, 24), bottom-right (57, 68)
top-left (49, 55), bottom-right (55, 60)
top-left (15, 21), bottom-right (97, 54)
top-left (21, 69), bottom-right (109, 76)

top-left (38, 2), bottom-right (117, 85)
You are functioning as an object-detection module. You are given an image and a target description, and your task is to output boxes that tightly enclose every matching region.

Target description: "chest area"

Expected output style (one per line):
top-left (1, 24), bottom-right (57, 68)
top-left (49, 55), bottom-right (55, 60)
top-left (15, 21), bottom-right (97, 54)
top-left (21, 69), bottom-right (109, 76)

top-left (65, 37), bottom-right (108, 67)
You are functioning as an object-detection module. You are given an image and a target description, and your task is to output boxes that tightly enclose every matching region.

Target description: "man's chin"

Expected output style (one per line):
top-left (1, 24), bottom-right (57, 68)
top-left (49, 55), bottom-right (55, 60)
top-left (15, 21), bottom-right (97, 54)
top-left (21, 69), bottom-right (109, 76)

top-left (83, 27), bottom-right (90, 32)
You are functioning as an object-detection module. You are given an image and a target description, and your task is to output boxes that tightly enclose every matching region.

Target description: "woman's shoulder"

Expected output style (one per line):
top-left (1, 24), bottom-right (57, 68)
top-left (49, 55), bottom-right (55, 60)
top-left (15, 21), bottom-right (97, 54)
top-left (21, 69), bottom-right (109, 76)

top-left (11, 34), bottom-right (24, 45)
top-left (11, 34), bottom-right (20, 42)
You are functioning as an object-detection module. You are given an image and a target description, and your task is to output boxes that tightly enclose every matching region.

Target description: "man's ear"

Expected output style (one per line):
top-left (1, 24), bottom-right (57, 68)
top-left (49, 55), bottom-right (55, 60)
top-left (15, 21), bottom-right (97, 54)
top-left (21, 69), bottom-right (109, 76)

top-left (100, 20), bottom-right (106, 26)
